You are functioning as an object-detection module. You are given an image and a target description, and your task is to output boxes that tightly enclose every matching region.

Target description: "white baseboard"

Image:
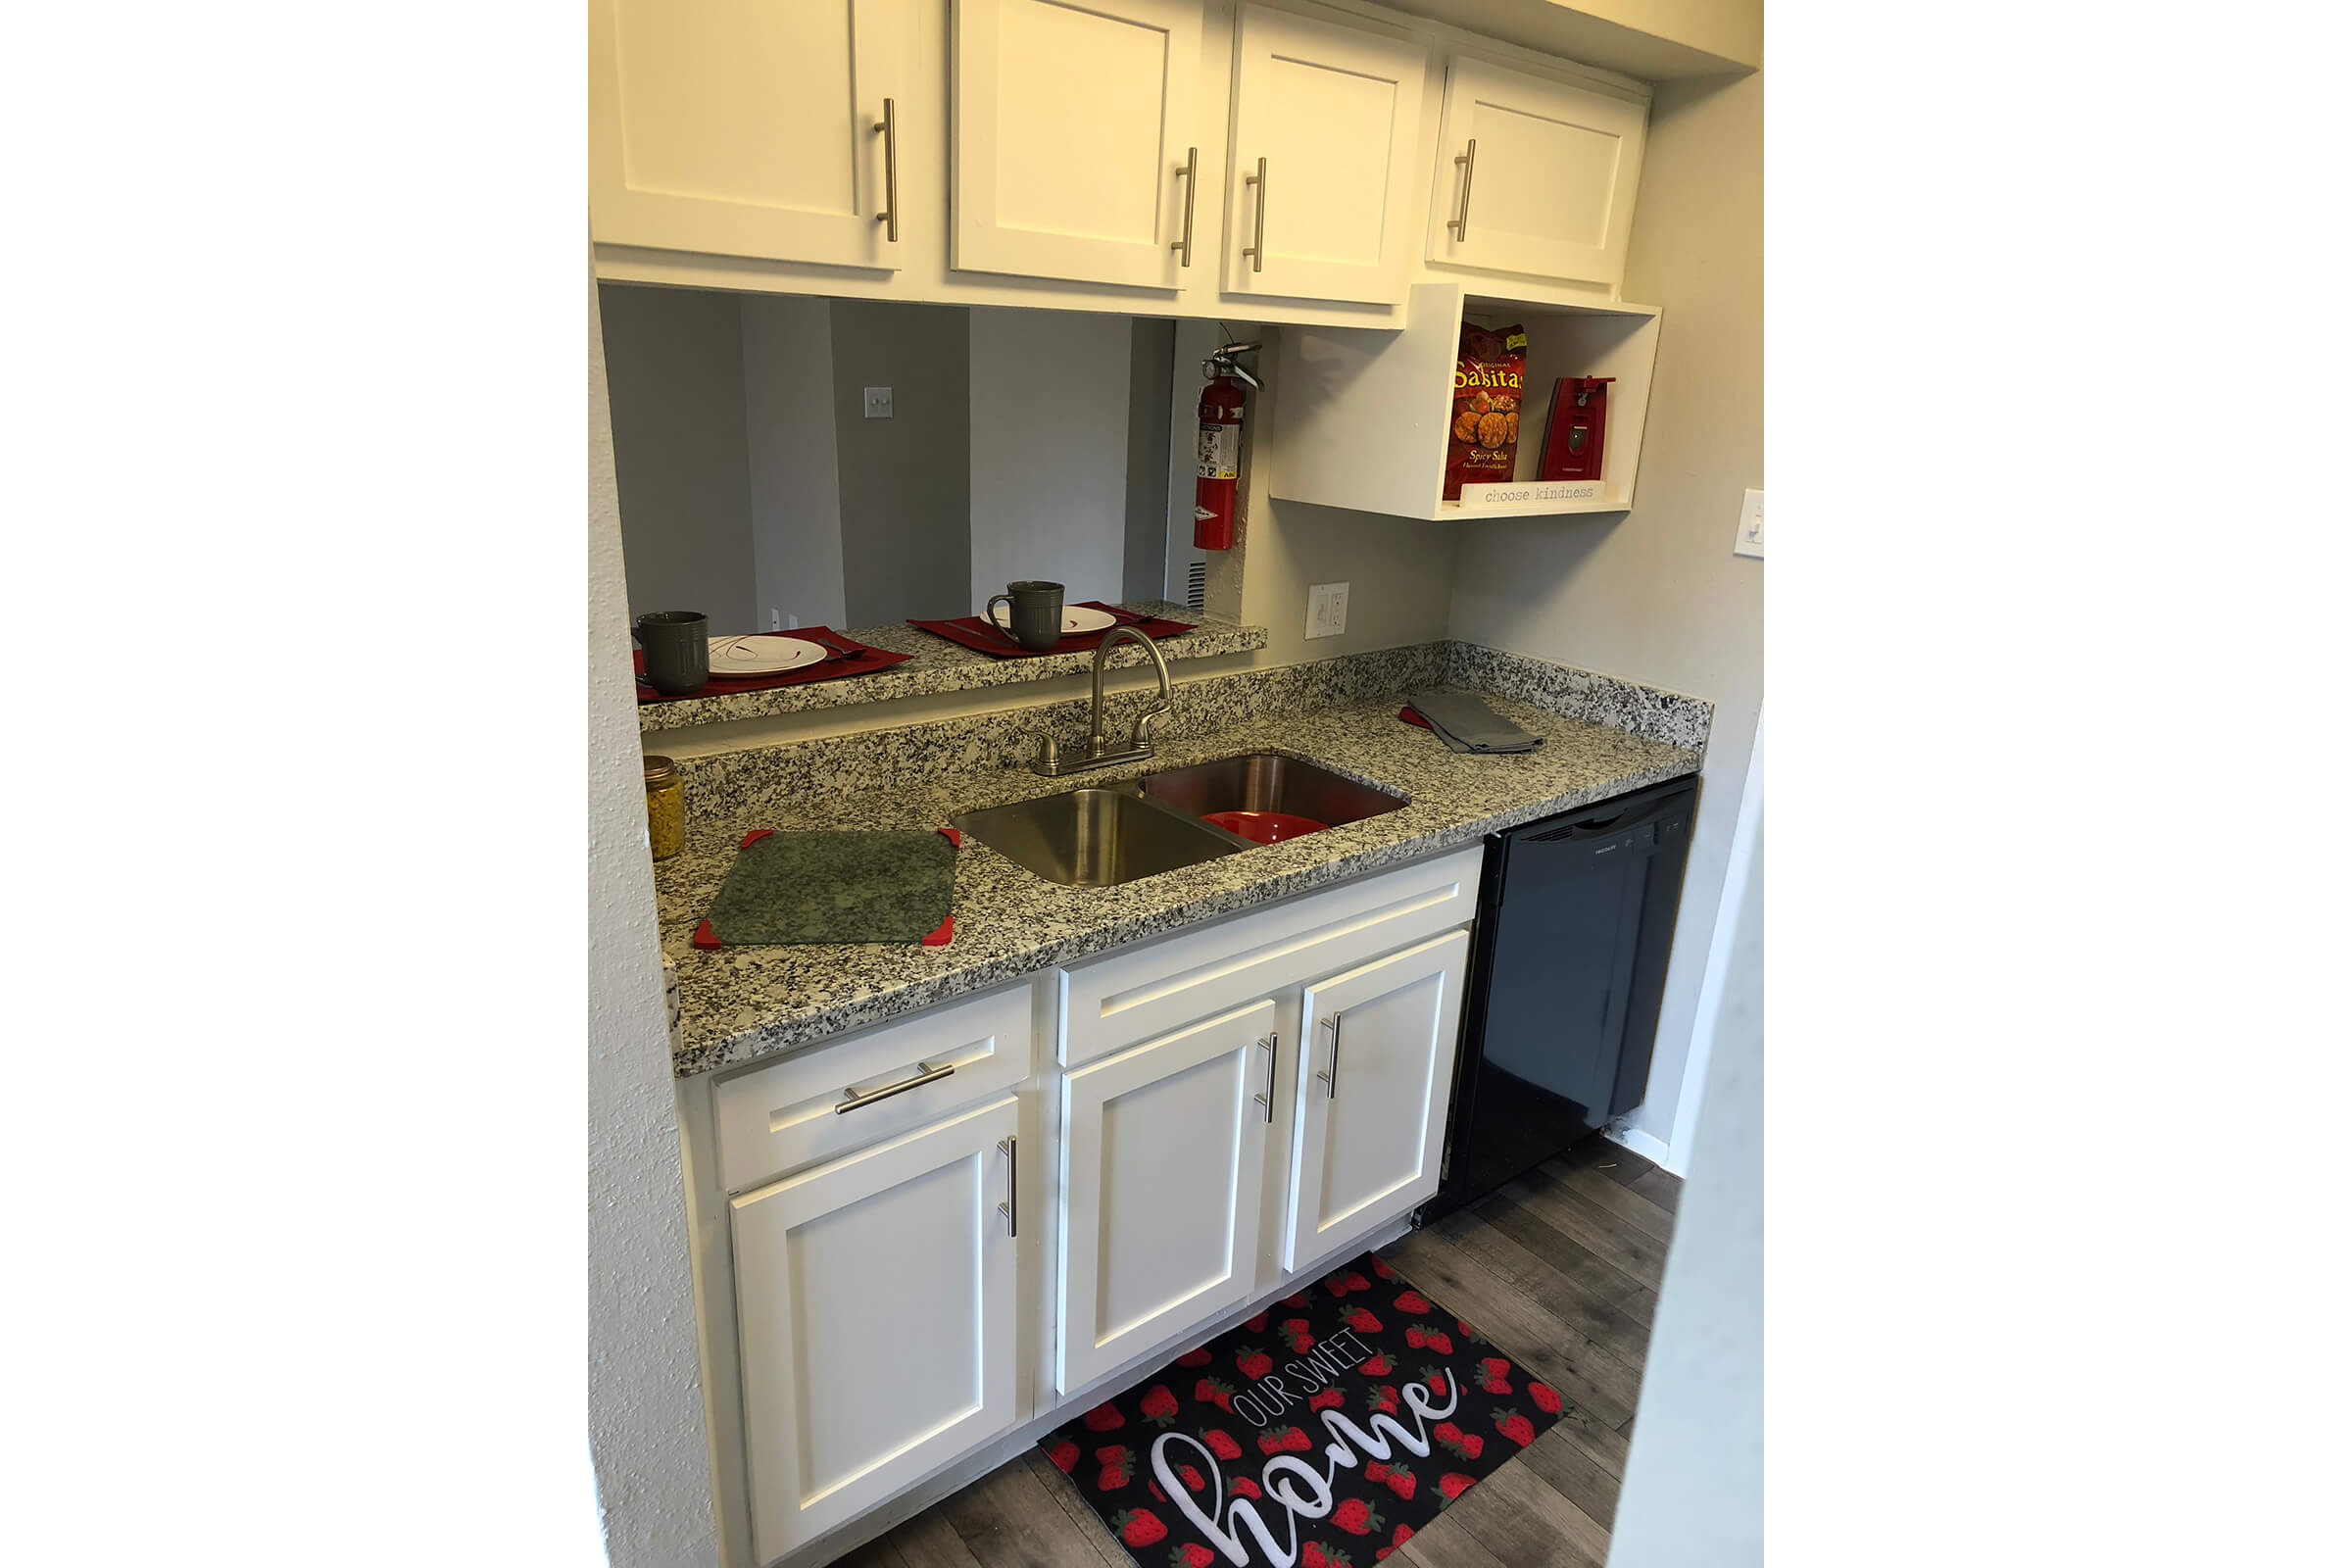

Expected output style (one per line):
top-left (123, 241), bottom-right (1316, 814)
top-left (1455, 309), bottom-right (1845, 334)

top-left (1606, 1123), bottom-right (1683, 1177)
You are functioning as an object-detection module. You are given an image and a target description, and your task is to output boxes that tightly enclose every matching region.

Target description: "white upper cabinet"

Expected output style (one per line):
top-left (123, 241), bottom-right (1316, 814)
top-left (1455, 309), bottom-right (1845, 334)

top-left (1284, 929), bottom-right (1470, 1271)
top-left (1222, 3), bottom-right (1430, 307)
top-left (1056, 1000), bottom-right (1276, 1393)
top-left (589, 0), bottom-right (906, 269)
top-left (952, 0), bottom-right (1202, 289)
top-left (1425, 56), bottom-right (1647, 291)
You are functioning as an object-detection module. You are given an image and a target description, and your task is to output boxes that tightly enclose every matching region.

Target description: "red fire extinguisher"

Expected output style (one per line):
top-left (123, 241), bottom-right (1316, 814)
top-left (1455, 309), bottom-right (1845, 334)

top-left (1193, 344), bottom-right (1258, 551)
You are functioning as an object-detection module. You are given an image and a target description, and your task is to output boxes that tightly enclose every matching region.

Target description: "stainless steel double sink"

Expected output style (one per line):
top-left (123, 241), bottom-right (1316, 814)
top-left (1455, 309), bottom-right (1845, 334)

top-left (952, 753), bottom-right (1407, 887)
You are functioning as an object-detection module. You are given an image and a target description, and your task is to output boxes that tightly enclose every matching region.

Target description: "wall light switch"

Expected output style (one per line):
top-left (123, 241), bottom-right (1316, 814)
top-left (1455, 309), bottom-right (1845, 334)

top-left (862, 386), bottom-right (893, 419)
top-left (1306, 581), bottom-right (1349, 640)
top-left (1733, 488), bottom-right (1765, 559)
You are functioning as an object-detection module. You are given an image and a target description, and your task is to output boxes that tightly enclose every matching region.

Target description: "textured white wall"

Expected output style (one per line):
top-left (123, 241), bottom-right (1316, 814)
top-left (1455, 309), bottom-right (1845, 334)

top-left (589, 277), bottom-right (722, 1568)
top-left (743, 293), bottom-right (848, 631)
top-left (1446, 71), bottom-right (1762, 1170)
top-left (969, 306), bottom-right (1131, 614)
top-left (1606, 824), bottom-right (1762, 1566)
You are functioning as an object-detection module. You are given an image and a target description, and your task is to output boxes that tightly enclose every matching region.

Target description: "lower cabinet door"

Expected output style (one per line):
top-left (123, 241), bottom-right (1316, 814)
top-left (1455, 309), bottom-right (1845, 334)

top-left (1058, 999), bottom-right (1277, 1393)
top-left (1285, 931), bottom-right (1471, 1270)
top-left (731, 1096), bottom-right (1020, 1564)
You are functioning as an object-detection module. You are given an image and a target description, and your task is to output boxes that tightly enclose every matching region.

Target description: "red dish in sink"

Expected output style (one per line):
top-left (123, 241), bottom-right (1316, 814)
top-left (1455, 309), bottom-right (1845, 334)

top-left (1201, 809), bottom-right (1328, 844)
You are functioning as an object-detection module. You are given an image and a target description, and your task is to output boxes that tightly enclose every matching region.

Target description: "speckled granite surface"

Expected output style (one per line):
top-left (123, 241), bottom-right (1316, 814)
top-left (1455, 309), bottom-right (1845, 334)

top-left (661, 678), bottom-right (1703, 1077)
top-left (1444, 643), bottom-right (1712, 753)
top-left (635, 601), bottom-right (1265, 733)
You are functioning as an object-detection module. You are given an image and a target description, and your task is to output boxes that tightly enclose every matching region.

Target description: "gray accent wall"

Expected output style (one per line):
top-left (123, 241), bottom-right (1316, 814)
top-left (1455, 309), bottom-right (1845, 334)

top-left (829, 300), bottom-right (973, 625)
top-left (599, 283), bottom-right (759, 634)
top-left (1124, 318), bottom-right (1176, 603)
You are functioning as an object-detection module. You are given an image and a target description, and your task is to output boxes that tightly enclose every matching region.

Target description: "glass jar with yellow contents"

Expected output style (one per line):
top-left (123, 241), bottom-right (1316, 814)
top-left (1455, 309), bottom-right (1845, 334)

top-left (643, 754), bottom-right (685, 860)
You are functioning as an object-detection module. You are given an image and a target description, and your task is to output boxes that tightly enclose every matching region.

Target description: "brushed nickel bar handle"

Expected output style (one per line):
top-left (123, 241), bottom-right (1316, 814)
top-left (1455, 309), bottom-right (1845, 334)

top-left (833, 1058), bottom-right (951, 1114)
top-left (1446, 138), bottom-right (1478, 240)
top-left (1254, 1031), bottom-right (1278, 1122)
top-left (1242, 157), bottom-right (1267, 272)
top-left (1319, 1013), bottom-right (1342, 1099)
top-left (997, 1135), bottom-right (1017, 1237)
top-left (874, 98), bottom-right (900, 243)
top-left (1172, 146), bottom-right (1199, 267)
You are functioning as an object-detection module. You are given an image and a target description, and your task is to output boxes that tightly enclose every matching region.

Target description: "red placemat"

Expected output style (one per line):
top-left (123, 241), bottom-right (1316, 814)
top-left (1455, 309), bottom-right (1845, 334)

top-left (635, 628), bottom-right (911, 704)
top-left (906, 602), bottom-right (1199, 660)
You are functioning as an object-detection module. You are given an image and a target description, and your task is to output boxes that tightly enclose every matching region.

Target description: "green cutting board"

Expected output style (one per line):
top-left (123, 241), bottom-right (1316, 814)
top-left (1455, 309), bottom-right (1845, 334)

top-left (702, 829), bottom-right (956, 946)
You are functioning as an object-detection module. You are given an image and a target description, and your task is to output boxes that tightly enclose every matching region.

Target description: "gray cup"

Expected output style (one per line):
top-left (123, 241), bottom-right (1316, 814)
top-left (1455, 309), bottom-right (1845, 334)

top-left (634, 611), bottom-right (710, 695)
top-left (986, 580), bottom-right (1065, 652)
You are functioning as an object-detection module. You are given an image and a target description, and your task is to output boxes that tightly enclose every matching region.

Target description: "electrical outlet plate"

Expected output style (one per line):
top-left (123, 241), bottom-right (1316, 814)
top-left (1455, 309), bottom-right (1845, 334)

top-left (862, 386), bottom-right (893, 418)
top-left (1733, 488), bottom-right (1764, 558)
top-left (1305, 582), bottom-right (1349, 640)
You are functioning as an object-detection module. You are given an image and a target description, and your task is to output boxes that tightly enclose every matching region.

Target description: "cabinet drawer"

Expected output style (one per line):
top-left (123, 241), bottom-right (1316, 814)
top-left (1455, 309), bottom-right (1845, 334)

top-left (712, 983), bottom-right (1033, 1194)
top-left (1056, 848), bottom-right (1481, 1067)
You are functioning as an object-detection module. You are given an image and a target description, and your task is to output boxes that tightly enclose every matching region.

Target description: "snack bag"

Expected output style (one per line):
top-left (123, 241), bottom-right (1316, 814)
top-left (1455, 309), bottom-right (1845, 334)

top-left (1445, 322), bottom-right (1528, 500)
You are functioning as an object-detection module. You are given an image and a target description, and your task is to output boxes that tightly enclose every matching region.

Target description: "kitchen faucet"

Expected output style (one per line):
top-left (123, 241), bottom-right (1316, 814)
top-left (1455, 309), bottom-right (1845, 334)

top-left (1030, 625), bottom-right (1174, 776)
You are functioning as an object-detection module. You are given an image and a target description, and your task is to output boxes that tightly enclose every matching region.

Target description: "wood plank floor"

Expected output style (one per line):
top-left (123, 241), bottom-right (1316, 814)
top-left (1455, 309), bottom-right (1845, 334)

top-left (839, 1138), bottom-right (1681, 1568)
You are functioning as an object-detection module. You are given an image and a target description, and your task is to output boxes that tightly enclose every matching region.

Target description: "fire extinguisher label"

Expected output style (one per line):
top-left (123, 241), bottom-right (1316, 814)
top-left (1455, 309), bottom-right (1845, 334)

top-left (1197, 423), bottom-right (1239, 481)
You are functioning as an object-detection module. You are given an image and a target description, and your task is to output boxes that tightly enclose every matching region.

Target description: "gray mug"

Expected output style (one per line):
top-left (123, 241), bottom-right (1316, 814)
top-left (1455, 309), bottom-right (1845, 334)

top-left (634, 611), bottom-right (710, 695)
top-left (986, 580), bottom-right (1065, 652)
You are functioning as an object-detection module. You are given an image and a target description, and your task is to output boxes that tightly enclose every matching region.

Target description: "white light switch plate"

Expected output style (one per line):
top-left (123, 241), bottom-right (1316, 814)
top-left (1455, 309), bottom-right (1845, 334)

top-left (1733, 488), bottom-right (1765, 558)
top-left (1305, 582), bottom-right (1349, 639)
top-left (862, 386), bottom-right (893, 418)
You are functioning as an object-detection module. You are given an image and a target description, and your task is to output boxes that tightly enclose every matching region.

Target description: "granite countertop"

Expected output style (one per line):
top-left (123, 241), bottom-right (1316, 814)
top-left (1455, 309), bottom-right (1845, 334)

top-left (636, 601), bottom-right (1267, 734)
top-left (659, 688), bottom-right (1701, 1078)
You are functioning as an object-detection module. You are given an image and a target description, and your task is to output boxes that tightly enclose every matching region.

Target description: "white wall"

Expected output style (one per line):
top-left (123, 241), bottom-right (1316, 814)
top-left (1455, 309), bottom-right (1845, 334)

top-left (1445, 71), bottom-right (1762, 1170)
top-left (742, 294), bottom-right (848, 631)
top-left (969, 307), bottom-right (1131, 614)
top-left (1607, 820), bottom-right (1762, 1566)
top-left (589, 280), bottom-right (722, 1567)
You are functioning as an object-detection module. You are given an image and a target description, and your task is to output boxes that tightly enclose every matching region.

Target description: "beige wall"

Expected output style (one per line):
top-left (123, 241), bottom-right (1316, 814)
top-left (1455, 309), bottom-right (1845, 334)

top-left (1446, 69), bottom-right (1763, 1163)
top-left (1229, 322), bottom-right (1464, 665)
top-left (589, 275), bottom-right (722, 1568)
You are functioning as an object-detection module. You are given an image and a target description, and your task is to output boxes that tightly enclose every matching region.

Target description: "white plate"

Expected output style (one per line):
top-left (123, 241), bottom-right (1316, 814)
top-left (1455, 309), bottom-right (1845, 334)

top-left (987, 604), bottom-right (1118, 635)
top-left (708, 634), bottom-right (826, 676)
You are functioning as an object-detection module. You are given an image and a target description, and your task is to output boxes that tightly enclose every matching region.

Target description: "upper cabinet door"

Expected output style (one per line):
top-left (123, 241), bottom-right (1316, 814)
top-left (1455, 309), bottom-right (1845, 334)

top-left (1223, 4), bottom-right (1429, 307)
top-left (953, 0), bottom-right (1200, 289)
top-left (1284, 930), bottom-right (1469, 1272)
top-left (1425, 57), bottom-right (1647, 290)
top-left (589, 0), bottom-right (906, 269)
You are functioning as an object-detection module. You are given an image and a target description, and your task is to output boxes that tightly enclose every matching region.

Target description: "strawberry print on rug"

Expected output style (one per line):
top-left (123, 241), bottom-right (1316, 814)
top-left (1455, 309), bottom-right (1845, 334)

top-left (1036, 1252), bottom-right (1566, 1568)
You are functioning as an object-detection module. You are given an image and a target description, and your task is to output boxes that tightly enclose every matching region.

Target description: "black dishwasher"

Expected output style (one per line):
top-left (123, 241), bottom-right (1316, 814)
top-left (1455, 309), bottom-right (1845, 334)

top-left (1424, 774), bottom-right (1699, 1220)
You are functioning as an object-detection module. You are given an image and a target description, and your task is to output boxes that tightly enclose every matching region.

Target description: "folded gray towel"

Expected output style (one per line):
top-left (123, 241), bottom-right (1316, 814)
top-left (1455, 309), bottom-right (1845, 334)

top-left (1406, 688), bottom-right (1544, 754)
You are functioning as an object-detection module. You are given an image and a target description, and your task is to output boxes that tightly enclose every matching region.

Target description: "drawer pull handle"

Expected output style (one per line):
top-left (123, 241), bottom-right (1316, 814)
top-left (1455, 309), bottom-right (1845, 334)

top-left (1254, 1031), bottom-right (1278, 1122)
top-left (998, 1135), bottom-right (1018, 1238)
top-left (1317, 1013), bottom-right (1342, 1099)
top-left (835, 1059), bottom-right (953, 1115)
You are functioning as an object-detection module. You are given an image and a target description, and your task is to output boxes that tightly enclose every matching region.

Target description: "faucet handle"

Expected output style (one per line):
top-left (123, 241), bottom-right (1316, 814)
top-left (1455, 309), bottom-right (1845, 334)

top-left (1031, 733), bottom-right (1060, 774)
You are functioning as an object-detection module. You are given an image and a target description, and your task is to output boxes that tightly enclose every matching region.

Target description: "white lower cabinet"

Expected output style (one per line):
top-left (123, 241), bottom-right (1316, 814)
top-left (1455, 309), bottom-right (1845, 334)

top-left (700, 853), bottom-right (1484, 1567)
top-left (1057, 998), bottom-right (1276, 1393)
top-left (730, 1095), bottom-right (1020, 1565)
top-left (1285, 929), bottom-right (1471, 1270)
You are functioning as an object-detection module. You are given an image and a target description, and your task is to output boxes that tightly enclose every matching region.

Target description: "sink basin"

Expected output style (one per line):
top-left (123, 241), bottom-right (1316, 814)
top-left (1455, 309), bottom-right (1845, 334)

top-left (952, 788), bottom-right (1246, 887)
top-left (1140, 753), bottom-right (1407, 829)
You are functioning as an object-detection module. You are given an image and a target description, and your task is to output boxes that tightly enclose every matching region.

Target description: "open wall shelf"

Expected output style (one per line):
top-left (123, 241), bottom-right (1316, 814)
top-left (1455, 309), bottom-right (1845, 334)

top-left (1267, 282), bottom-right (1660, 521)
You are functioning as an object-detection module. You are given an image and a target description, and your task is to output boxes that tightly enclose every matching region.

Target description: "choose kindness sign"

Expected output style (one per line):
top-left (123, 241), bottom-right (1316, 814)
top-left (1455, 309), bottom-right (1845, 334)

top-left (1038, 1253), bottom-right (1568, 1568)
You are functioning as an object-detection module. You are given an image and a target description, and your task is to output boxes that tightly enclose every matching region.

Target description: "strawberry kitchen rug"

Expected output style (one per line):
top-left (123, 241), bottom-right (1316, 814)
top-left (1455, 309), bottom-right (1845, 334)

top-left (1036, 1252), bottom-right (1565, 1568)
